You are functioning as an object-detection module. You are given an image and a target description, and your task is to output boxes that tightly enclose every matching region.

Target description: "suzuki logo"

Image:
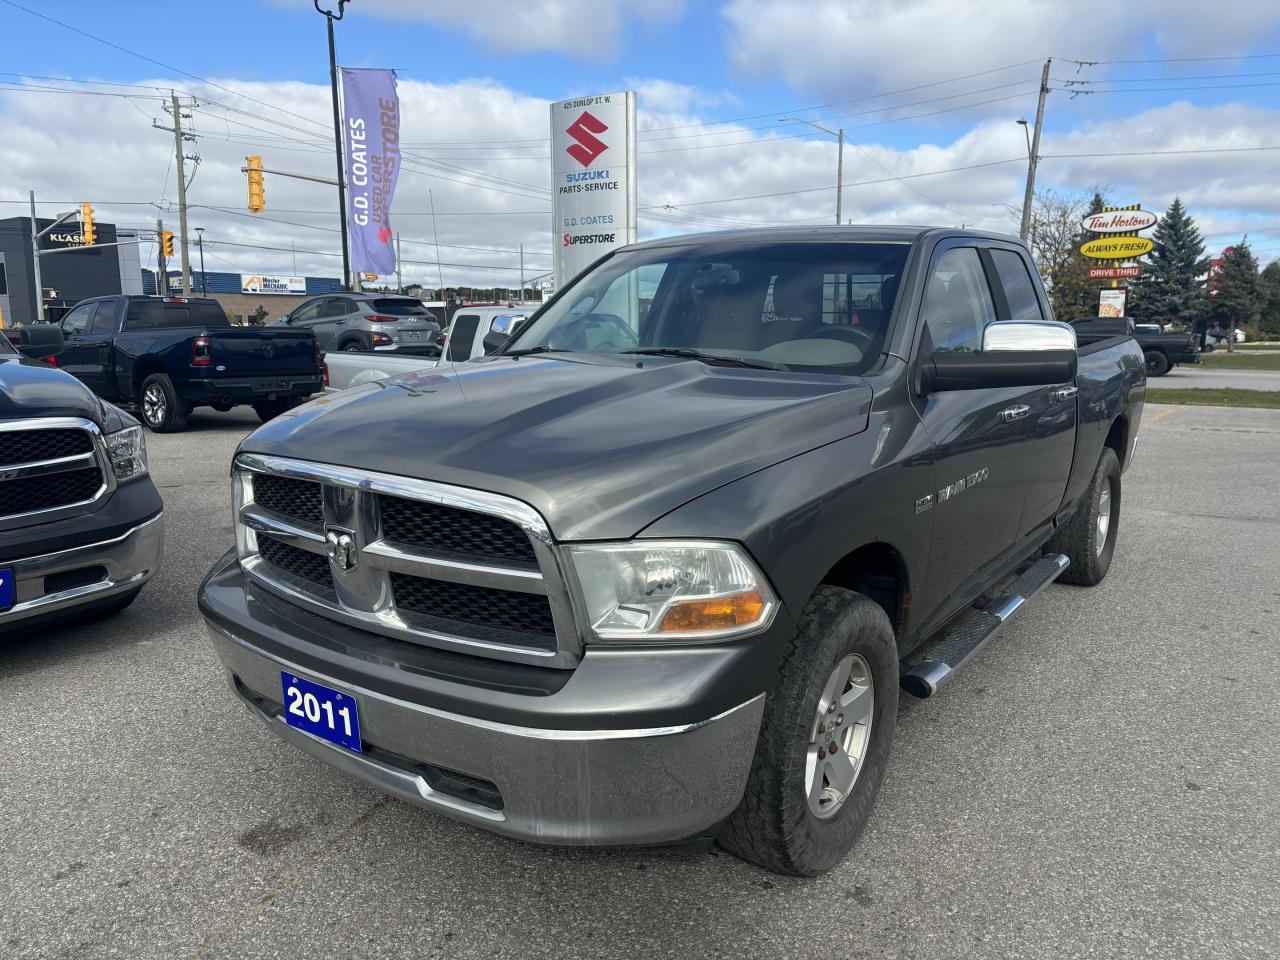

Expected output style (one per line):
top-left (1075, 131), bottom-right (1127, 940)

top-left (565, 111), bottom-right (609, 167)
top-left (324, 527), bottom-right (359, 572)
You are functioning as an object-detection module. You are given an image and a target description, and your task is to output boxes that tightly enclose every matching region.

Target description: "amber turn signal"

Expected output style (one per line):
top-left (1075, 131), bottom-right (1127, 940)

top-left (659, 591), bottom-right (766, 633)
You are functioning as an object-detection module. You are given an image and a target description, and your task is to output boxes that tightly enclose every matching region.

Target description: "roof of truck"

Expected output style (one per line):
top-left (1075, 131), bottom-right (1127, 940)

top-left (620, 224), bottom-right (1021, 250)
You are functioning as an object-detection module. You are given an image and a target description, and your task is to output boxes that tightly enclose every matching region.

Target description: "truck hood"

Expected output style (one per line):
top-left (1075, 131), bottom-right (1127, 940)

top-left (241, 355), bottom-right (873, 540)
top-left (0, 356), bottom-right (105, 424)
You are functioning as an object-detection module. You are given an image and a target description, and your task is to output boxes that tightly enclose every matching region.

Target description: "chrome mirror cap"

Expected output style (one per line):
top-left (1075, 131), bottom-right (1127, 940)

top-left (982, 320), bottom-right (1077, 352)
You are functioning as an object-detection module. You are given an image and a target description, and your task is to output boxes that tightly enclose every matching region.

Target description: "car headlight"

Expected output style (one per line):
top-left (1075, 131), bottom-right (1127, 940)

top-left (567, 540), bottom-right (776, 642)
top-left (105, 425), bottom-right (148, 483)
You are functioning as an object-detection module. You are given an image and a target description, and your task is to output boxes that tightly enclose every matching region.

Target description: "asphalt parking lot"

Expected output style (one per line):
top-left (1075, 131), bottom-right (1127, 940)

top-left (2, 402), bottom-right (1277, 960)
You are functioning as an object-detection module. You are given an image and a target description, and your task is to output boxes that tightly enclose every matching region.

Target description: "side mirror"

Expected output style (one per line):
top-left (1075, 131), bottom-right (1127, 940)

top-left (17, 323), bottom-right (65, 359)
top-left (482, 331), bottom-right (508, 355)
top-left (925, 321), bottom-right (1077, 392)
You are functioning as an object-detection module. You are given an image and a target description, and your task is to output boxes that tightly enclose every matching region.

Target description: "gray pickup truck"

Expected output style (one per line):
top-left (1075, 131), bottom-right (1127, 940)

top-left (199, 226), bottom-right (1144, 875)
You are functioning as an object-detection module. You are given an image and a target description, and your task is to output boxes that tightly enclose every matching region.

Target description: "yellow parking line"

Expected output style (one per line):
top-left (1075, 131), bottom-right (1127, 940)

top-left (1145, 406), bottom-right (1183, 423)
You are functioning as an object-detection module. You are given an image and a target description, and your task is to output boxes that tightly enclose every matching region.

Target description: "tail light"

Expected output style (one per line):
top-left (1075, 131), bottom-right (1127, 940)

top-left (191, 336), bottom-right (212, 366)
top-left (44, 354), bottom-right (58, 366)
top-left (436, 330), bottom-right (446, 345)
top-left (371, 333), bottom-right (392, 347)
top-left (363, 314), bottom-right (397, 323)
top-left (322, 360), bottom-right (329, 388)
top-left (314, 337), bottom-right (322, 369)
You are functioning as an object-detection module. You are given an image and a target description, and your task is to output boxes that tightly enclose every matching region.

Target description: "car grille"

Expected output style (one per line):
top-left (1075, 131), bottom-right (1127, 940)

top-left (380, 494), bottom-right (538, 568)
top-left (253, 474), bottom-right (324, 526)
top-left (0, 422), bottom-right (107, 521)
top-left (258, 534), bottom-right (335, 590)
top-left (236, 455), bottom-right (575, 665)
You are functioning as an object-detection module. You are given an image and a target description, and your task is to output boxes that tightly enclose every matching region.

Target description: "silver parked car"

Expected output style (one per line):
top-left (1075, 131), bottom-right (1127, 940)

top-left (273, 294), bottom-right (442, 355)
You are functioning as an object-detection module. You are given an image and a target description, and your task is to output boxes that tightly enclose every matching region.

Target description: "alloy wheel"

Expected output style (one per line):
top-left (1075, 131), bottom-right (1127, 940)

top-left (805, 653), bottom-right (875, 819)
top-left (1096, 478), bottom-right (1113, 557)
top-left (143, 384), bottom-right (166, 426)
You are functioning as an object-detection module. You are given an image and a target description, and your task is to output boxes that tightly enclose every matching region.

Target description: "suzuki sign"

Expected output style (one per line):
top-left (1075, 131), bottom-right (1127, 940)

top-left (551, 91), bottom-right (637, 288)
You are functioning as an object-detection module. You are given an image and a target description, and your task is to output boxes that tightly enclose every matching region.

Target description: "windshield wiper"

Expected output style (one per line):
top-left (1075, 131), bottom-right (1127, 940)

top-left (621, 347), bottom-right (784, 370)
top-left (505, 345), bottom-right (576, 358)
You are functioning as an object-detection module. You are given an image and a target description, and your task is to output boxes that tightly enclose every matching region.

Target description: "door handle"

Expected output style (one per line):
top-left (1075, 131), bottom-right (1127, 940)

top-left (1051, 386), bottom-right (1079, 402)
top-left (999, 404), bottom-right (1031, 423)
top-left (335, 319), bottom-right (346, 325)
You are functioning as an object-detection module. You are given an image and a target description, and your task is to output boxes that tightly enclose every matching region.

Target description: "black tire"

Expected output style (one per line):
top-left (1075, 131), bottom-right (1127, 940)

top-left (252, 399), bottom-right (291, 424)
top-left (341, 340), bottom-right (363, 352)
top-left (210, 401), bottom-right (234, 413)
top-left (138, 373), bottom-right (190, 432)
top-left (1047, 447), bottom-right (1120, 586)
top-left (1144, 350), bottom-right (1170, 377)
top-left (719, 587), bottom-right (898, 876)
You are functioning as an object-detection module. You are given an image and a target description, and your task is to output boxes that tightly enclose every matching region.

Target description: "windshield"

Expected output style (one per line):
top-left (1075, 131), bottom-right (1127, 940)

top-left (506, 241), bottom-right (911, 374)
top-left (0, 331), bottom-right (14, 355)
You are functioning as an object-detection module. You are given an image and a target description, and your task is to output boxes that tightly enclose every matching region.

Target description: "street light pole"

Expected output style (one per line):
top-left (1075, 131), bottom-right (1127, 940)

top-left (315, 0), bottom-right (352, 292)
top-left (195, 227), bottom-right (207, 295)
top-left (780, 117), bottom-right (844, 224)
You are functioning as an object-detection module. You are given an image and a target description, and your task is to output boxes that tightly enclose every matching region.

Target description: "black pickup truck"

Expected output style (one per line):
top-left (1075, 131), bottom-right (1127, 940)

top-left (52, 295), bottom-right (322, 432)
top-left (1070, 316), bottom-right (1198, 376)
top-left (199, 226), bottom-right (1144, 875)
top-left (1, 324), bottom-right (164, 632)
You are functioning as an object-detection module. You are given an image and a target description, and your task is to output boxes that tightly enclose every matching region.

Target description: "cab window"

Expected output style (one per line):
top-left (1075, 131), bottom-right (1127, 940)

top-left (61, 303), bottom-right (95, 336)
top-left (921, 248), bottom-right (996, 353)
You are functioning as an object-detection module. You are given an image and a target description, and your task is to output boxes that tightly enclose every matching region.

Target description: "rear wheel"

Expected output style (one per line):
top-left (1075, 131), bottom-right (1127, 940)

top-left (1048, 447), bottom-right (1121, 586)
top-left (341, 340), bottom-right (363, 352)
top-left (1144, 350), bottom-right (1170, 377)
top-left (719, 587), bottom-right (898, 876)
top-left (139, 374), bottom-right (190, 432)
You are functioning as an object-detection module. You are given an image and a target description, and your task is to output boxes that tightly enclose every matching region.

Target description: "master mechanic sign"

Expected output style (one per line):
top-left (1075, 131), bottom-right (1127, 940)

top-left (550, 91), bottom-right (637, 288)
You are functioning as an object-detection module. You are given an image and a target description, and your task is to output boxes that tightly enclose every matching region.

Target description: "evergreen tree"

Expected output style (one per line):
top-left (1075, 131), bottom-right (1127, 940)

top-left (1127, 197), bottom-right (1209, 328)
top-left (1259, 260), bottom-right (1280, 338)
top-left (1207, 241), bottom-right (1262, 350)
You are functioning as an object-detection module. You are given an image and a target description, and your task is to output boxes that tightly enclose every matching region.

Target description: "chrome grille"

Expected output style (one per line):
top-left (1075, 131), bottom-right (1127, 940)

top-left (0, 419), bottom-right (111, 522)
top-left (234, 454), bottom-right (579, 667)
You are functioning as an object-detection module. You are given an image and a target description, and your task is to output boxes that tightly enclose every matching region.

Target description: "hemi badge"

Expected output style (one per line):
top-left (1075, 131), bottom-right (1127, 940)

top-left (914, 494), bottom-right (934, 514)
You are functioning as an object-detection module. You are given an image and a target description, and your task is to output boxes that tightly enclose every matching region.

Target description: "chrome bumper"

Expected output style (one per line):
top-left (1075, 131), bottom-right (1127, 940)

top-left (207, 620), bottom-right (765, 846)
top-left (1, 513), bottom-right (164, 627)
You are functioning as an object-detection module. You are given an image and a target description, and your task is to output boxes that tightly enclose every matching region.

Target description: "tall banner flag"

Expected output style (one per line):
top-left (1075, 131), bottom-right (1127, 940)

top-left (339, 68), bottom-right (401, 276)
top-left (551, 91), bottom-right (637, 288)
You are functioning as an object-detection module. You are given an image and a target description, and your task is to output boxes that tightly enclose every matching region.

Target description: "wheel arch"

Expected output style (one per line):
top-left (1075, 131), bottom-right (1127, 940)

top-left (818, 541), bottom-right (910, 642)
top-left (1104, 414), bottom-right (1130, 469)
top-left (131, 356), bottom-right (166, 399)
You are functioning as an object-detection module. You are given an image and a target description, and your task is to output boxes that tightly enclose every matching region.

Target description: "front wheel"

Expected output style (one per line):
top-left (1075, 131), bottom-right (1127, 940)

top-left (719, 587), bottom-right (898, 876)
top-left (1144, 350), bottom-right (1170, 377)
top-left (1047, 447), bottom-right (1121, 586)
top-left (139, 374), bottom-right (190, 432)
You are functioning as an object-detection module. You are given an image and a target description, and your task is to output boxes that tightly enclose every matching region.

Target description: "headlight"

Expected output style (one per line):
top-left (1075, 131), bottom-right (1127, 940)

top-left (105, 425), bottom-right (148, 483)
top-left (231, 466), bottom-right (257, 561)
top-left (567, 540), bottom-right (776, 642)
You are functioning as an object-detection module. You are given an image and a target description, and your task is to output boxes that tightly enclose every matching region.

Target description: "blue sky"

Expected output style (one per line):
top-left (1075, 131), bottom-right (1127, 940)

top-left (3, 0), bottom-right (1280, 277)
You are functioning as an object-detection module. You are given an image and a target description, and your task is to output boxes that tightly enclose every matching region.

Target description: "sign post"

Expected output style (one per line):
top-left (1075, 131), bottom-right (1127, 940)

top-left (550, 91), bottom-right (637, 289)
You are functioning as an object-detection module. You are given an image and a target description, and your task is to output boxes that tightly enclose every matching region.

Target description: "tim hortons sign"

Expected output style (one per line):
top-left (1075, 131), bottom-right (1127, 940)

top-left (1080, 209), bottom-right (1158, 234)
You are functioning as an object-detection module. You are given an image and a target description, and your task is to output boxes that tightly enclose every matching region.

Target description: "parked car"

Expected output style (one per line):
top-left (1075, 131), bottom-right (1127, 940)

top-left (1070, 316), bottom-right (1197, 376)
top-left (51, 295), bottom-right (322, 432)
top-left (322, 307), bottom-right (528, 391)
top-left (199, 226), bottom-right (1144, 876)
top-left (272, 293), bottom-right (442, 356)
top-left (0, 324), bottom-right (164, 633)
top-left (1207, 326), bottom-right (1246, 344)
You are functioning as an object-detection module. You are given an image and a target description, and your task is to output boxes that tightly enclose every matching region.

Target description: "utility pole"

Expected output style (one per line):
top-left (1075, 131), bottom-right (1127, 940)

top-left (155, 92), bottom-right (196, 294)
top-left (780, 117), bottom-right (844, 224)
top-left (29, 191), bottom-right (44, 323)
top-left (429, 189), bottom-right (444, 299)
top-left (395, 232), bottom-right (403, 293)
top-left (195, 227), bottom-right (207, 295)
top-left (1019, 59), bottom-right (1052, 243)
top-left (315, 0), bottom-right (352, 292)
top-left (519, 244), bottom-right (525, 304)
top-left (156, 218), bottom-right (167, 294)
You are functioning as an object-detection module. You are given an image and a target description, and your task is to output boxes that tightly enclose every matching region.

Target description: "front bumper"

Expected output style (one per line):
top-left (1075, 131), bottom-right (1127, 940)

top-left (0, 513), bottom-right (164, 629)
top-left (202, 563), bottom-right (774, 846)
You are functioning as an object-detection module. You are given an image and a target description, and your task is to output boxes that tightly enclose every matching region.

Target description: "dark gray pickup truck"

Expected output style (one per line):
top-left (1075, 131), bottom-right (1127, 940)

top-left (199, 226), bottom-right (1144, 875)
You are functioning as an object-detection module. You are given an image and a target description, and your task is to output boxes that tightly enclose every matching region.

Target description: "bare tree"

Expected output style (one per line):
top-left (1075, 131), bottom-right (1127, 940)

top-left (1009, 186), bottom-right (1112, 320)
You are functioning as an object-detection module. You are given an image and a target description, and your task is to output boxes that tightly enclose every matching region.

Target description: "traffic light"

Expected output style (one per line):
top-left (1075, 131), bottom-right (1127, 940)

top-left (246, 155), bottom-right (265, 213)
top-left (162, 230), bottom-right (175, 258)
top-left (80, 202), bottom-right (96, 246)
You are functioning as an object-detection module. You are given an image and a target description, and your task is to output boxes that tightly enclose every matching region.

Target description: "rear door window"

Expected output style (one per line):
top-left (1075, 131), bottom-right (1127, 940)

top-left (989, 249), bottom-right (1044, 323)
top-left (125, 300), bottom-right (230, 330)
top-left (87, 301), bottom-right (118, 334)
top-left (447, 313), bottom-right (481, 361)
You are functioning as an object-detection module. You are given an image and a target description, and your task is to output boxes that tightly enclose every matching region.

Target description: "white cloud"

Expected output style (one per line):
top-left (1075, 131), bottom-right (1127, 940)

top-left (351, 0), bottom-right (684, 59)
top-left (3, 77), bottom-right (1279, 289)
top-left (721, 0), bottom-right (1280, 99)
top-left (627, 78), bottom-right (742, 115)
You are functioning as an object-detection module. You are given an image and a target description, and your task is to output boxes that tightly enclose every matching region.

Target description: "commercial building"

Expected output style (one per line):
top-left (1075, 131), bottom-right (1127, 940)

top-left (142, 270), bottom-right (343, 325)
top-left (0, 216), bottom-right (143, 326)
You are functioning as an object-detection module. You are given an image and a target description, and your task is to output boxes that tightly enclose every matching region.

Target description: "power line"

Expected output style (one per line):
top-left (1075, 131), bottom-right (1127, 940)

top-left (1065, 52), bottom-right (1280, 66)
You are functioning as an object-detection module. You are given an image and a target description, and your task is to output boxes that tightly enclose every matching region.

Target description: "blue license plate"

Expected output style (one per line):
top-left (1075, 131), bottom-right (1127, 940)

top-left (0, 567), bottom-right (13, 612)
top-left (281, 672), bottom-right (362, 753)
